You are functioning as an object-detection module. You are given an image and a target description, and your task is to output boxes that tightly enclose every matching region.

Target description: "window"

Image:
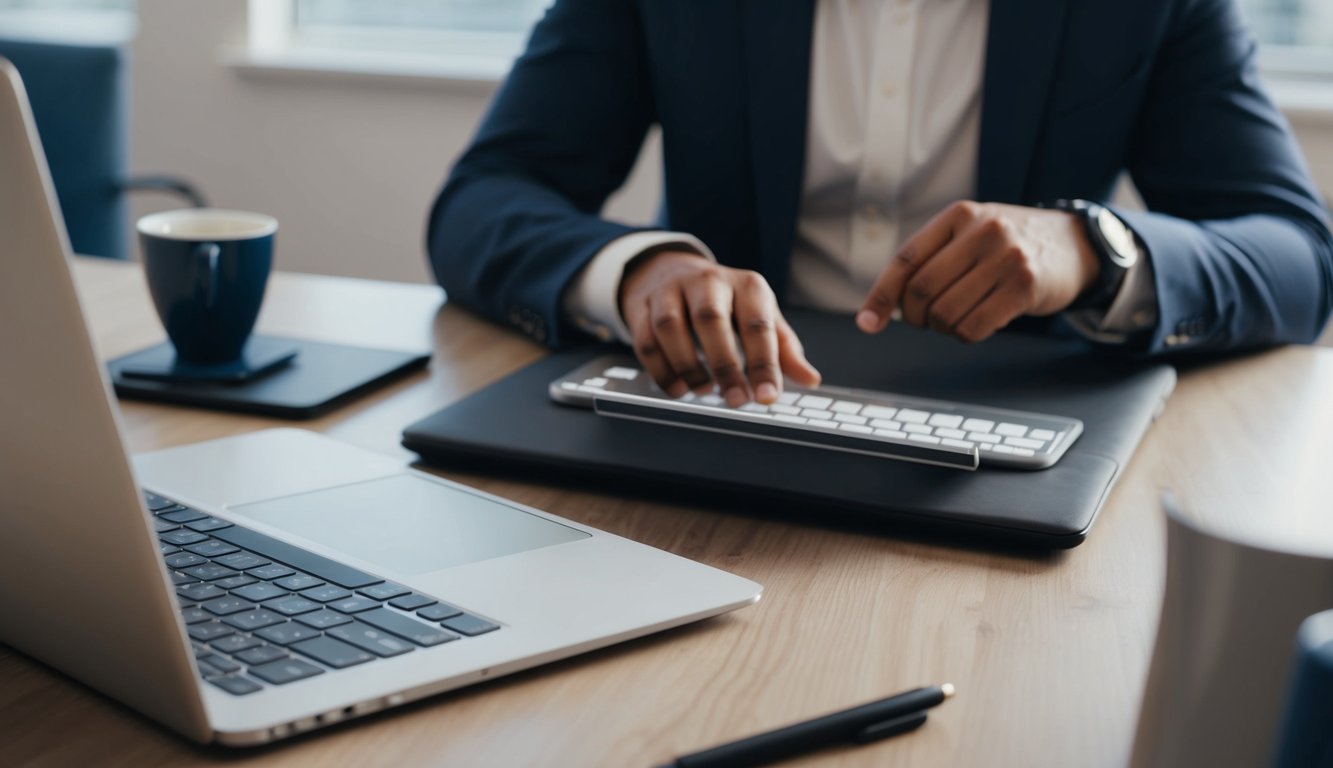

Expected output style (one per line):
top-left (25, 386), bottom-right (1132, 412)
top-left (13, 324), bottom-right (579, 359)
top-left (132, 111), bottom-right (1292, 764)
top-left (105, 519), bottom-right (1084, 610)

top-left (246, 0), bottom-right (549, 82)
top-left (1238, 0), bottom-right (1333, 79)
top-left (0, 0), bottom-right (136, 44)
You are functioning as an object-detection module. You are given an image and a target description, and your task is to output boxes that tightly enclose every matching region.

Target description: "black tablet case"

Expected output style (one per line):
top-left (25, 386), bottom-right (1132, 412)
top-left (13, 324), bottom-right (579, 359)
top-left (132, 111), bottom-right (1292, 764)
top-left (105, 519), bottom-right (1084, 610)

top-left (110, 336), bottom-right (430, 419)
top-left (402, 311), bottom-right (1175, 548)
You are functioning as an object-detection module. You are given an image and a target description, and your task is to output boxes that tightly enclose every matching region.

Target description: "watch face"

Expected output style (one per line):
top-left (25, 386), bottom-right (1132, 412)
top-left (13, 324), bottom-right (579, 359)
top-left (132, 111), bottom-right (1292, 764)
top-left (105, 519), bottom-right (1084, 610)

top-left (1096, 207), bottom-right (1138, 267)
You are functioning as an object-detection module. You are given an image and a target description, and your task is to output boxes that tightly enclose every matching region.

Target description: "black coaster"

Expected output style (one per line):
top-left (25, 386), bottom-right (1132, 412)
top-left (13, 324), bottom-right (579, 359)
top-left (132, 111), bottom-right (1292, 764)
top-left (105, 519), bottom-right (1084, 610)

top-left (118, 337), bottom-right (299, 384)
top-left (109, 335), bottom-right (430, 419)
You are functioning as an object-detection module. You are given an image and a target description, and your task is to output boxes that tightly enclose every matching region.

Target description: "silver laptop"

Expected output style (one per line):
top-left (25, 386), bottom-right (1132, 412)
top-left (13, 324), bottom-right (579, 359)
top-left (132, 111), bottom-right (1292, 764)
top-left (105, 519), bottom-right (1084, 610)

top-left (0, 59), bottom-right (760, 746)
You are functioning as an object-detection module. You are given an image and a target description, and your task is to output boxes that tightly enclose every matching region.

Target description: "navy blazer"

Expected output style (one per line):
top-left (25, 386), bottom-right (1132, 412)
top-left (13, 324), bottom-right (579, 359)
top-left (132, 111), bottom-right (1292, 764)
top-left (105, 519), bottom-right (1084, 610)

top-left (428, 0), bottom-right (1333, 354)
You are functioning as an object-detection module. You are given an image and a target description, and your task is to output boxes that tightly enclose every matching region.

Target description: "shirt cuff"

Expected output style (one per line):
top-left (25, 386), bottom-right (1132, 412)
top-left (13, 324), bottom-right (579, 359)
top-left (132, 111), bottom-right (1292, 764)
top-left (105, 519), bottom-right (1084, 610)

top-left (1063, 239), bottom-right (1159, 344)
top-left (561, 231), bottom-right (716, 344)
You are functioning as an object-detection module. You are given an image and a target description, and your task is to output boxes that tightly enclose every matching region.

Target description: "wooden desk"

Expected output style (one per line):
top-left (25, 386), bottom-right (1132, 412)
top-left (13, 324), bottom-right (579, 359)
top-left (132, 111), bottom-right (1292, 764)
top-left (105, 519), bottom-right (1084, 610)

top-left (5, 258), bottom-right (1331, 767)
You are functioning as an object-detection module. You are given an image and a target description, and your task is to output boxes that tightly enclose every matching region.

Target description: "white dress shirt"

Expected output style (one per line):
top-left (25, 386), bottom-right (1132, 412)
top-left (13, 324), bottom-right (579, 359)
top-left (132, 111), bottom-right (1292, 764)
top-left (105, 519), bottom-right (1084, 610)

top-left (563, 0), bottom-right (1156, 344)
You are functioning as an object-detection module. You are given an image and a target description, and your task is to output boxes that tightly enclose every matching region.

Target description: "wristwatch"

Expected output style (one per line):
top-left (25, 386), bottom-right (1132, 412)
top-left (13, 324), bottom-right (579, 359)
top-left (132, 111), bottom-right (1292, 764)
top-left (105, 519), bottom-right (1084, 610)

top-left (1051, 199), bottom-right (1139, 311)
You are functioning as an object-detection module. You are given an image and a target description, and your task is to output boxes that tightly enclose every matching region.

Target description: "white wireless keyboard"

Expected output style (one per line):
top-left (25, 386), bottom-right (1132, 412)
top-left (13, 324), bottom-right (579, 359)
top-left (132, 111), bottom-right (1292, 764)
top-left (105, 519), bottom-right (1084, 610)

top-left (549, 357), bottom-right (1083, 471)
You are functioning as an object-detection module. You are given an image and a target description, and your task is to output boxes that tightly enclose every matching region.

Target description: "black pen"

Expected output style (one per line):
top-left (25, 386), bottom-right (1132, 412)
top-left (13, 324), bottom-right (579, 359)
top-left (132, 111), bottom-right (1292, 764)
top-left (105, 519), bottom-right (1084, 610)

top-left (657, 684), bottom-right (955, 768)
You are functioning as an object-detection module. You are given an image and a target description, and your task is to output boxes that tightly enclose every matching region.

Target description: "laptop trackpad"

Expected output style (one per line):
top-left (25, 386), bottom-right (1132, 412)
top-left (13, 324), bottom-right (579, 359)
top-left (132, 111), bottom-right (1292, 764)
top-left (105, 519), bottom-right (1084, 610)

top-left (227, 474), bottom-right (590, 576)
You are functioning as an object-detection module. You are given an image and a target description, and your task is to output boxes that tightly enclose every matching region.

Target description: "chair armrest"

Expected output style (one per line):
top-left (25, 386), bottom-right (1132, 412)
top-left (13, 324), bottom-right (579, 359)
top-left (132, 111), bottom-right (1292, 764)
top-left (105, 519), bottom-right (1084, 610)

top-left (120, 175), bottom-right (208, 209)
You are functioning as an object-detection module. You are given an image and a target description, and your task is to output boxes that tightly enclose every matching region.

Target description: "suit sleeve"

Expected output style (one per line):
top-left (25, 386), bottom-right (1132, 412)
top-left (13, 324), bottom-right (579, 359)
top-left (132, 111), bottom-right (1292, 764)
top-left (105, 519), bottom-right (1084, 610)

top-left (1121, 0), bottom-right (1333, 353)
top-left (426, 0), bottom-right (656, 346)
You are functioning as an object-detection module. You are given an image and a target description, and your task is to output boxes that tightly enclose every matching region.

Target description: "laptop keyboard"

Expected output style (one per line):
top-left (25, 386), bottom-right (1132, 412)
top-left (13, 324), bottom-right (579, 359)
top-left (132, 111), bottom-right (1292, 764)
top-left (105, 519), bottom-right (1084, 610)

top-left (146, 492), bottom-right (501, 696)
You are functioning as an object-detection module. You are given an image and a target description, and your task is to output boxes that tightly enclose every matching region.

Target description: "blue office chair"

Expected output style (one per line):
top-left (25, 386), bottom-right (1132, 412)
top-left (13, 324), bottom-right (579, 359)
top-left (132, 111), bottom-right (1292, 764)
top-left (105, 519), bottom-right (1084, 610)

top-left (1274, 609), bottom-right (1333, 768)
top-left (0, 38), bottom-right (205, 260)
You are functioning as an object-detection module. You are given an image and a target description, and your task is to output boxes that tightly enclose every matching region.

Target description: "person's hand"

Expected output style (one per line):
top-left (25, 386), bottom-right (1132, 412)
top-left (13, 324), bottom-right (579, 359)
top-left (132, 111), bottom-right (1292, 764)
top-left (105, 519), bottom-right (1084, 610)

top-left (619, 250), bottom-right (821, 406)
top-left (856, 201), bottom-right (1101, 343)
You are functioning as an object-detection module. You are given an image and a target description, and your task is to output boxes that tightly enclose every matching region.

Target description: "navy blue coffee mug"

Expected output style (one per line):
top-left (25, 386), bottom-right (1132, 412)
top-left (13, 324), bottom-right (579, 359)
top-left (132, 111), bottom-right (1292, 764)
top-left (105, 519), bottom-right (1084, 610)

top-left (137, 209), bottom-right (278, 365)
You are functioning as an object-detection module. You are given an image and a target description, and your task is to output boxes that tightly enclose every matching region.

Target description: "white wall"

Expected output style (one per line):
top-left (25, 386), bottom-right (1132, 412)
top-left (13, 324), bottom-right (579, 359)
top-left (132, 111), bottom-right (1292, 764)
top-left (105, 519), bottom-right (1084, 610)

top-left (129, 0), bottom-right (1333, 285)
top-left (127, 0), bottom-right (660, 284)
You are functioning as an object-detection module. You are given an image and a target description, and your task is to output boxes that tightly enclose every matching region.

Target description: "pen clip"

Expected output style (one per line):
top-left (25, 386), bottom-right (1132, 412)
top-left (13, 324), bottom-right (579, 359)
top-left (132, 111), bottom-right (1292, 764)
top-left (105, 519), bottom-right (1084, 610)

top-left (853, 710), bottom-right (929, 744)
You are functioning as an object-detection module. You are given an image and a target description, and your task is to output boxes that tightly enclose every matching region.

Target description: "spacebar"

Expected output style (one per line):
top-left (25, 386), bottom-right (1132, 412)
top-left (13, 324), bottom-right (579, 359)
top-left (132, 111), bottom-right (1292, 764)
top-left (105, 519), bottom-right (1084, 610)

top-left (211, 526), bottom-right (384, 589)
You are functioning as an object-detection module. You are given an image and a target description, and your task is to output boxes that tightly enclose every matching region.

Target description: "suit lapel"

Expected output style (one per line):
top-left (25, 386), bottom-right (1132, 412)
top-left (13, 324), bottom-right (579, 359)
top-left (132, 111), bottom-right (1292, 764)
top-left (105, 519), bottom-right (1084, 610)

top-left (977, 0), bottom-right (1070, 203)
top-left (742, 0), bottom-right (815, 297)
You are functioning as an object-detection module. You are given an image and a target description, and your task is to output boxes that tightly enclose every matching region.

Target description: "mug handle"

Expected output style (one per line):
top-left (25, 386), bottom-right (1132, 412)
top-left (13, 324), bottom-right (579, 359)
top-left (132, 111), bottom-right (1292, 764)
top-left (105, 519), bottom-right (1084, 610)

top-left (194, 242), bottom-right (221, 310)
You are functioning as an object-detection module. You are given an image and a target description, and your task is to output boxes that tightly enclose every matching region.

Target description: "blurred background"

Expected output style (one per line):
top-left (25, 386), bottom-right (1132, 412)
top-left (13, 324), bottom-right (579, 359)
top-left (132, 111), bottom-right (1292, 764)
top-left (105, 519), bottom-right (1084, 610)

top-left (3, 0), bottom-right (1331, 284)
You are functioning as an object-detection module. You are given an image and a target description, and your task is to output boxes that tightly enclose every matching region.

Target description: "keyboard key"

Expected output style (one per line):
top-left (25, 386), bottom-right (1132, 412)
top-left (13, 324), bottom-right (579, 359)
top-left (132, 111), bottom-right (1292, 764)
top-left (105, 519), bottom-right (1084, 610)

top-left (737, 402), bottom-right (768, 413)
top-left (969, 432), bottom-right (1002, 444)
top-left (187, 621), bottom-right (235, 642)
top-left (358, 608), bottom-right (457, 647)
top-left (264, 596), bottom-right (322, 616)
top-left (772, 414), bottom-right (807, 425)
top-left (963, 418), bottom-right (995, 433)
top-left (165, 552), bottom-right (207, 569)
top-left (1011, 448), bottom-right (1036, 456)
top-left (795, 395), bottom-right (832, 410)
top-left (208, 674), bottom-right (263, 696)
top-left (184, 540), bottom-right (240, 558)
top-left (830, 400), bottom-right (862, 414)
top-left (927, 414), bottom-right (964, 429)
top-left (232, 583), bottom-right (289, 603)
top-left (274, 574), bottom-right (325, 591)
top-left (327, 622), bottom-right (415, 657)
top-left (215, 552), bottom-right (269, 570)
top-left (169, 571), bottom-right (198, 586)
top-left (160, 507), bottom-right (207, 524)
top-left (160, 530), bottom-right (209, 547)
top-left (236, 645), bottom-right (288, 666)
top-left (224, 609), bottom-right (287, 631)
top-left (255, 622), bottom-right (321, 646)
top-left (180, 607), bottom-right (212, 625)
top-left (769, 404), bottom-right (801, 416)
top-left (248, 658), bottom-right (324, 686)
top-left (248, 564), bottom-right (294, 581)
top-left (582, 377), bottom-right (608, 388)
top-left (808, 419), bottom-right (838, 429)
top-left (992, 444), bottom-right (1016, 454)
top-left (903, 423), bottom-right (933, 435)
top-left (143, 492), bottom-right (177, 511)
top-left (295, 609), bottom-right (353, 629)
top-left (153, 518), bottom-right (181, 534)
top-left (897, 409), bottom-right (930, 424)
top-left (185, 564), bottom-right (239, 582)
top-left (908, 434), bottom-right (942, 445)
top-left (214, 574), bottom-right (258, 590)
top-left (995, 423), bottom-right (1028, 437)
top-left (870, 419), bottom-right (903, 431)
top-left (201, 597), bottom-right (256, 616)
top-left (160, 543), bottom-right (181, 556)
top-left (197, 659), bottom-right (228, 679)
top-left (329, 596), bottom-right (381, 614)
top-left (838, 423), bottom-right (873, 435)
top-left (776, 391), bottom-right (800, 405)
top-left (874, 428), bottom-right (908, 439)
top-left (603, 366), bottom-right (638, 380)
top-left (291, 636), bottom-right (374, 669)
top-left (185, 517), bottom-right (233, 533)
top-left (300, 585), bottom-right (353, 603)
top-left (1004, 437), bottom-right (1045, 450)
top-left (210, 526), bottom-right (384, 589)
top-left (1030, 429), bottom-right (1057, 441)
top-left (177, 583), bottom-right (226, 602)
top-left (357, 583), bottom-right (410, 601)
top-left (210, 634), bottom-right (262, 654)
top-left (198, 653), bottom-right (241, 674)
top-left (416, 603), bottom-right (463, 621)
top-left (388, 593), bottom-right (436, 611)
top-left (440, 614), bottom-right (500, 637)
top-left (935, 428), bottom-right (967, 440)
top-left (942, 439), bottom-right (977, 450)
top-left (861, 405), bottom-right (898, 420)
top-left (833, 413), bottom-right (868, 425)
top-left (800, 408), bottom-right (835, 420)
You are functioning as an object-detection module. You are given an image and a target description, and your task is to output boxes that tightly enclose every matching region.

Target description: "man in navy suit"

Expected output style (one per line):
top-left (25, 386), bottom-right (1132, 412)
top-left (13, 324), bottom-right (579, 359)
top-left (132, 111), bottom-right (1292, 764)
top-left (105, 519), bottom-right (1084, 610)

top-left (428, 0), bottom-right (1333, 407)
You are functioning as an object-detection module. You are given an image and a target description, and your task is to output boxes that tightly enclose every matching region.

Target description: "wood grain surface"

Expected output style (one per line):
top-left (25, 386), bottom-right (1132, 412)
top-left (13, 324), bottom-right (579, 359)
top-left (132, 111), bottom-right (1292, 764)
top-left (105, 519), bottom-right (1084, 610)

top-left (4, 258), bottom-right (1330, 768)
